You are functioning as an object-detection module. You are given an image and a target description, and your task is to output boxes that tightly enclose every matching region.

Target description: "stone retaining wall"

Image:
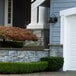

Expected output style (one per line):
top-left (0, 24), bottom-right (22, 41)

top-left (50, 45), bottom-right (63, 57)
top-left (0, 50), bottom-right (48, 62)
top-left (0, 45), bottom-right (63, 62)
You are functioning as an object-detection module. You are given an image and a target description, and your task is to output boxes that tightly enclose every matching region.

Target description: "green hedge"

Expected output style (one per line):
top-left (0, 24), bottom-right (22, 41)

top-left (40, 56), bottom-right (64, 71)
top-left (0, 61), bottom-right (48, 74)
top-left (0, 41), bottom-right (24, 48)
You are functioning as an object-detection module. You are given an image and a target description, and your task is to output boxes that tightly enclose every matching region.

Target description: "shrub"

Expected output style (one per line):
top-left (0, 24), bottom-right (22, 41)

top-left (0, 61), bottom-right (48, 74)
top-left (40, 56), bottom-right (64, 71)
top-left (0, 41), bottom-right (24, 48)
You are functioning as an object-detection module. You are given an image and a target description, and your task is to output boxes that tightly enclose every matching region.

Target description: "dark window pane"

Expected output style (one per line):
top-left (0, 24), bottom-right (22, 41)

top-left (8, 13), bottom-right (11, 18)
top-left (8, 18), bottom-right (11, 23)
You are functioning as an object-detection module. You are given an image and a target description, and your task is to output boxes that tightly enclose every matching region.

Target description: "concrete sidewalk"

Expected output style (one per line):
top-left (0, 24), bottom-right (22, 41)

top-left (0, 72), bottom-right (76, 76)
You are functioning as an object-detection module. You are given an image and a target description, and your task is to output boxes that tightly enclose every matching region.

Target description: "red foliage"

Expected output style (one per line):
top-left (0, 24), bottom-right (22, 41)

top-left (0, 26), bottom-right (38, 41)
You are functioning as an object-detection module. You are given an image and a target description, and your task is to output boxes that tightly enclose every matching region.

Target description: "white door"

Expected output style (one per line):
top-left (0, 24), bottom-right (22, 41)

top-left (63, 15), bottom-right (76, 71)
top-left (68, 15), bottom-right (76, 70)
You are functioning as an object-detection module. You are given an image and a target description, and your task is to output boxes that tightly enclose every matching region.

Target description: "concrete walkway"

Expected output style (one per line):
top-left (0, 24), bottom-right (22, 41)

top-left (0, 72), bottom-right (76, 76)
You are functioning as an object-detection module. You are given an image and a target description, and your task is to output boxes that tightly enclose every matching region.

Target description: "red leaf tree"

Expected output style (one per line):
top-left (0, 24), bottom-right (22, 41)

top-left (0, 26), bottom-right (38, 41)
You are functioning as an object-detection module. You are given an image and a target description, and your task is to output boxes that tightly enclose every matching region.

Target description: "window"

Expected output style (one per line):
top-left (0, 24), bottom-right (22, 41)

top-left (8, 0), bottom-right (12, 24)
top-left (5, 0), bottom-right (13, 26)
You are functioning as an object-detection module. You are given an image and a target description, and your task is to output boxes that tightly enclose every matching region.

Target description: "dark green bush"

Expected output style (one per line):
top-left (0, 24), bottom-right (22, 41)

top-left (40, 56), bottom-right (64, 71)
top-left (0, 41), bottom-right (24, 48)
top-left (0, 61), bottom-right (48, 74)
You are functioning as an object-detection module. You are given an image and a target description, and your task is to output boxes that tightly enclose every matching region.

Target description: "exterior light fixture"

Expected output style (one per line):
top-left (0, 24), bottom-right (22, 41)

top-left (48, 14), bottom-right (58, 23)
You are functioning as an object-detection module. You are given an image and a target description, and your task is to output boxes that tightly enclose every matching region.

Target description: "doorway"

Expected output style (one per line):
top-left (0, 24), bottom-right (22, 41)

top-left (5, 0), bottom-right (31, 27)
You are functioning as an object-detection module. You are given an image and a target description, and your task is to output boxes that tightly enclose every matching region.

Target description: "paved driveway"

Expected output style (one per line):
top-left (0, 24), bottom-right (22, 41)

top-left (0, 72), bottom-right (76, 76)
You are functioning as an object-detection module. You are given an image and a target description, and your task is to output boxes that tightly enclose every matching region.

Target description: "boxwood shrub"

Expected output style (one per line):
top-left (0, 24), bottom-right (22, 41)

top-left (40, 56), bottom-right (64, 71)
top-left (0, 61), bottom-right (48, 74)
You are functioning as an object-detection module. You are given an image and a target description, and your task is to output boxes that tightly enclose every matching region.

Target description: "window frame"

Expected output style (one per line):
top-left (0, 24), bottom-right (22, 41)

top-left (4, 0), bottom-right (13, 26)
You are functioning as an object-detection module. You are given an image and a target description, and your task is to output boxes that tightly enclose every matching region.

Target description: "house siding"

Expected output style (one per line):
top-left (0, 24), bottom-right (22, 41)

top-left (50, 0), bottom-right (76, 44)
top-left (0, 0), bottom-right (4, 25)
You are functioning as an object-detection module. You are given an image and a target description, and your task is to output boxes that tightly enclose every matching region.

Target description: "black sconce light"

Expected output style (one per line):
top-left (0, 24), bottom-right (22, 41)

top-left (48, 14), bottom-right (58, 23)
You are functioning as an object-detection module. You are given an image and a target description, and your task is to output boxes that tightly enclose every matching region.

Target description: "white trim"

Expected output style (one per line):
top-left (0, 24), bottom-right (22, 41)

top-left (60, 7), bottom-right (76, 44)
top-left (60, 7), bottom-right (76, 16)
top-left (4, 0), bottom-right (13, 26)
top-left (32, 0), bottom-right (45, 9)
top-left (11, 0), bottom-right (13, 26)
top-left (27, 23), bottom-right (50, 29)
top-left (4, 0), bottom-right (8, 26)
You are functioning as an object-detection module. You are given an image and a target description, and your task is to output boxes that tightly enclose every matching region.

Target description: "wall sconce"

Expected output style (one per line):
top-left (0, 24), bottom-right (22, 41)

top-left (48, 14), bottom-right (58, 23)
